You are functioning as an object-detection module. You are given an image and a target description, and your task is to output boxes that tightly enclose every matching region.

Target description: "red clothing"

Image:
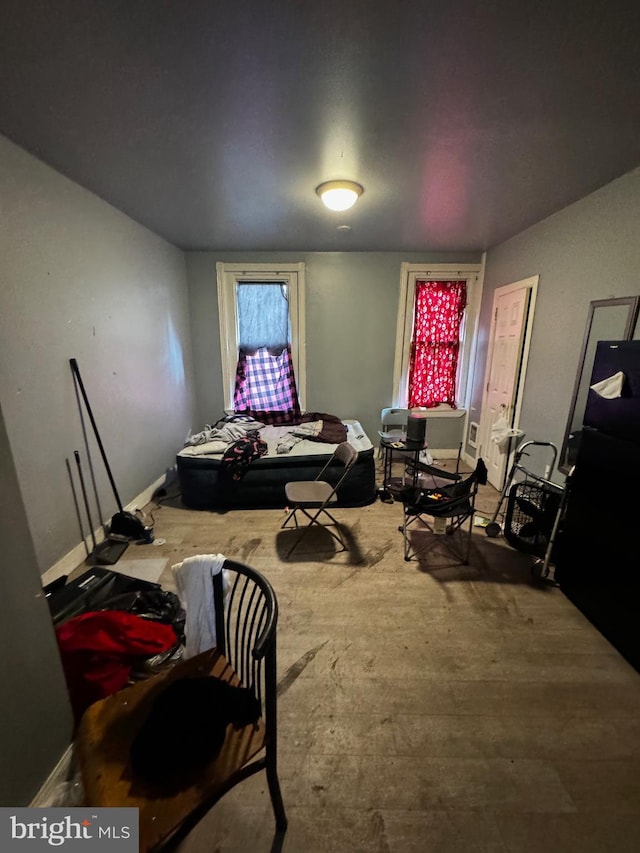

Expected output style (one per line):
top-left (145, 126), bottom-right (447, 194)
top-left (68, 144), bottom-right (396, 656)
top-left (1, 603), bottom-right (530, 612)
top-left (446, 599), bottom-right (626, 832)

top-left (56, 610), bottom-right (177, 722)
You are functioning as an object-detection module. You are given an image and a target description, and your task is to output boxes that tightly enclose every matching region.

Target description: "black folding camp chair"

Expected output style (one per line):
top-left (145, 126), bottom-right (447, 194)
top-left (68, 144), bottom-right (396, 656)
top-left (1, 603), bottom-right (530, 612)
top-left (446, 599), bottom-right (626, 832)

top-left (399, 458), bottom-right (488, 564)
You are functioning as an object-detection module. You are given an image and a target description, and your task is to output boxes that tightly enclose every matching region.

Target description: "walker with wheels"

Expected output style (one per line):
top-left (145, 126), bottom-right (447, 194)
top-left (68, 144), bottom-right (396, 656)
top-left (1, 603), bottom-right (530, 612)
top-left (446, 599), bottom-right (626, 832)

top-left (485, 440), bottom-right (571, 580)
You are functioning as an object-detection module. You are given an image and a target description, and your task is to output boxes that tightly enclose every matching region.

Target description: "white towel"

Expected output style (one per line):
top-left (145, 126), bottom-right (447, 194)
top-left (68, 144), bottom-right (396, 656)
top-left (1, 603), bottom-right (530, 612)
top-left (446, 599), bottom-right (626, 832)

top-left (590, 370), bottom-right (624, 399)
top-left (171, 553), bottom-right (225, 659)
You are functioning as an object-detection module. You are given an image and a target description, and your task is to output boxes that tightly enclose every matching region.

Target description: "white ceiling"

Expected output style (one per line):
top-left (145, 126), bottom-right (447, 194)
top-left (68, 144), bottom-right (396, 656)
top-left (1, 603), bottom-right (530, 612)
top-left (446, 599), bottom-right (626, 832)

top-left (1, 0), bottom-right (639, 252)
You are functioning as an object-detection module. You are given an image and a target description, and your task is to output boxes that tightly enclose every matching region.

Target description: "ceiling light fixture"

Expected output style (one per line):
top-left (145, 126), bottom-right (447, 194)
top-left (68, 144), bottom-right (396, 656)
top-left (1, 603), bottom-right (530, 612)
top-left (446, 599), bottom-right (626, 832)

top-left (316, 180), bottom-right (364, 212)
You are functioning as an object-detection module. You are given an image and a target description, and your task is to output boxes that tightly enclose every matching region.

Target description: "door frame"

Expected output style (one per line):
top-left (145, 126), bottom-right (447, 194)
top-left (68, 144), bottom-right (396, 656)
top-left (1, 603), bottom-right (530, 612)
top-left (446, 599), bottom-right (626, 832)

top-left (478, 275), bottom-right (539, 487)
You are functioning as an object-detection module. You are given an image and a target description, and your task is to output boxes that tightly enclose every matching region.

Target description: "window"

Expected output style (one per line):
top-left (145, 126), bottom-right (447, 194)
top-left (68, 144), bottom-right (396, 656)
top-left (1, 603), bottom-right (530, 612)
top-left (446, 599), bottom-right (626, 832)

top-left (393, 264), bottom-right (483, 412)
top-left (217, 263), bottom-right (306, 419)
top-left (408, 279), bottom-right (467, 408)
top-left (233, 283), bottom-right (299, 421)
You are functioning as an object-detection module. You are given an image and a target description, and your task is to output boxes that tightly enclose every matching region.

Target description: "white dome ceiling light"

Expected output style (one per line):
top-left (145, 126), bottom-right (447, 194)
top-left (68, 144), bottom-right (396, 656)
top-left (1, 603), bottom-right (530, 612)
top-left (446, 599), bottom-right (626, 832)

top-left (316, 180), bottom-right (364, 212)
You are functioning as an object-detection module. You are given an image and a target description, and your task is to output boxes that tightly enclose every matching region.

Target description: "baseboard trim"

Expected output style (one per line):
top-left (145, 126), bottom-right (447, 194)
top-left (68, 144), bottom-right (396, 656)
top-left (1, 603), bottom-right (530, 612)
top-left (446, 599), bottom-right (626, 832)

top-left (461, 449), bottom-right (477, 468)
top-left (429, 447), bottom-right (464, 460)
top-left (30, 744), bottom-right (75, 806)
top-left (41, 471), bottom-right (171, 586)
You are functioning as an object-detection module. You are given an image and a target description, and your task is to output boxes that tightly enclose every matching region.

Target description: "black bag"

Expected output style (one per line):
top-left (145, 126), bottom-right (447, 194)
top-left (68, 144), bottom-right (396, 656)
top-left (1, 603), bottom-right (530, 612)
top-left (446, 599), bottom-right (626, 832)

top-left (97, 587), bottom-right (186, 677)
top-left (98, 588), bottom-right (186, 643)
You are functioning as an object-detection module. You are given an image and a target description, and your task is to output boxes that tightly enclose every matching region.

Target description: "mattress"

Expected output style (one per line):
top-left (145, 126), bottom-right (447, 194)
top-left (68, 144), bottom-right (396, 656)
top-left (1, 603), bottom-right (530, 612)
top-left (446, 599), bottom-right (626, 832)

top-left (177, 420), bottom-right (376, 510)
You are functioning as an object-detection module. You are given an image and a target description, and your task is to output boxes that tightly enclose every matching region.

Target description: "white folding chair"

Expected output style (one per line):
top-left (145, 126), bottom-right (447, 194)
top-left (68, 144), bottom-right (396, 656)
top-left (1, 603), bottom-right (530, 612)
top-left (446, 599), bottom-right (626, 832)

top-left (280, 442), bottom-right (358, 553)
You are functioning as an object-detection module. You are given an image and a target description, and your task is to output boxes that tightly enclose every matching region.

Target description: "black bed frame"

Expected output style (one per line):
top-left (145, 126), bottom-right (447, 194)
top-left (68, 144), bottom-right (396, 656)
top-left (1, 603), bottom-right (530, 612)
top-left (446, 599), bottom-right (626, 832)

top-left (177, 447), bottom-right (377, 511)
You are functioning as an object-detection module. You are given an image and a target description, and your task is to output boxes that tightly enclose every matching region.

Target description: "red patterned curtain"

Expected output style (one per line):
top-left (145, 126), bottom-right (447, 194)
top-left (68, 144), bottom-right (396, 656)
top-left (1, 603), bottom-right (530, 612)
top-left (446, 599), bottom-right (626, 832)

top-left (408, 280), bottom-right (466, 408)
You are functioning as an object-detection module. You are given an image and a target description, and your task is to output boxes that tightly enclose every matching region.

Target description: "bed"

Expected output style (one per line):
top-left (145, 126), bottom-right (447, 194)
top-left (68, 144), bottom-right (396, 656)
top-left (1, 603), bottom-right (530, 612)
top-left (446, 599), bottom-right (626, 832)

top-left (176, 419), bottom-right (376, 511)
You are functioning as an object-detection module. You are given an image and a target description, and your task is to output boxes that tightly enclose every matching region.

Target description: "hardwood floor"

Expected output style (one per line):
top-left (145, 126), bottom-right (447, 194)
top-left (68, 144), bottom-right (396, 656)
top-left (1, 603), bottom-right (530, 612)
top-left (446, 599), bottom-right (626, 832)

top-left (75, 458), bottom-right (640, 852)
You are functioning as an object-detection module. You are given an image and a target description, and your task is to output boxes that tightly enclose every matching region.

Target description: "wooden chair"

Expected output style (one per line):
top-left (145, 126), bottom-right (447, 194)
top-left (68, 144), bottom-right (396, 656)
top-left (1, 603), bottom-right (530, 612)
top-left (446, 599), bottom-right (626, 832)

top-left (75, 559), bottom-right (287, 852)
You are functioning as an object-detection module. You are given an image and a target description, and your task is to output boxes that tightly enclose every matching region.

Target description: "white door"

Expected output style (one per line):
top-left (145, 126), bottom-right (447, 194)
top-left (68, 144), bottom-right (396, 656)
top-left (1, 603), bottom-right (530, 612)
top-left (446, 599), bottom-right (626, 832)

top-left (480, 283), bottom-right (532, 490)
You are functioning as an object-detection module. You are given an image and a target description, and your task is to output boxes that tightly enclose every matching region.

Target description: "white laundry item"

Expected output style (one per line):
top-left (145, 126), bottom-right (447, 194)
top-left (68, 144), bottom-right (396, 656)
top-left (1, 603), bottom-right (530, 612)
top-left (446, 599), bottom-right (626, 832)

top-left (590, 370), bottom-right (624, 399)
top-left (184, 422), bottom-right (257, 447)
top-left (171, 553), bottom-right (225, 659)
top-left (179, 439), bottom-right (229, 456)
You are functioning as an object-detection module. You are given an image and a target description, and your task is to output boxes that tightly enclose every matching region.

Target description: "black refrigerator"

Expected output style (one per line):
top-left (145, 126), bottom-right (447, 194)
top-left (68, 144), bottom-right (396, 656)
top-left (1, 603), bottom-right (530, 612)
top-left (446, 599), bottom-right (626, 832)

top-left (556, 340), bottom-right (640, 670)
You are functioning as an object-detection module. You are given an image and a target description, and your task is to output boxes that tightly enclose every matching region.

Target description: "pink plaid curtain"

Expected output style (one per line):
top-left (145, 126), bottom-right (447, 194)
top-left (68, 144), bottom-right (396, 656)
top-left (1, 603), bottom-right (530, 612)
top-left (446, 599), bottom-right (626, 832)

top-left (234, 345), bottom-right (301, 425)
top-left (408, 280), bottom-right (466, 408)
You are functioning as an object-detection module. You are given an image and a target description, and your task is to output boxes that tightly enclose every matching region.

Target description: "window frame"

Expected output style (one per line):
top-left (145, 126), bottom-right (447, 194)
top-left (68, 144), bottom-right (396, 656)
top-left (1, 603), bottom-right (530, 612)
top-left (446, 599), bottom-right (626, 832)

top-left (216, 262), bottom-right (306, 412)
top-left (392, 263), bottom-right (483, 414)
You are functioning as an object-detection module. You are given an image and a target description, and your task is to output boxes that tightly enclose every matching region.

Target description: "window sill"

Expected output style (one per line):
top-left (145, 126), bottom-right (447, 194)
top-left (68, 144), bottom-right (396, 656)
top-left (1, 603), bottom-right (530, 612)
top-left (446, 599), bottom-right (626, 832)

top-left (412, 407), bottom-right (467, 419)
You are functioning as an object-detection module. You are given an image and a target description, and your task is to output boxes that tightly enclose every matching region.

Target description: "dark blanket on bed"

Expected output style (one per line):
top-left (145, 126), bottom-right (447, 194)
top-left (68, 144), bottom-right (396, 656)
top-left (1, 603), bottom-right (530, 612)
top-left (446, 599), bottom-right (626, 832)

top-left (298, 412), bottom-right (348, 443)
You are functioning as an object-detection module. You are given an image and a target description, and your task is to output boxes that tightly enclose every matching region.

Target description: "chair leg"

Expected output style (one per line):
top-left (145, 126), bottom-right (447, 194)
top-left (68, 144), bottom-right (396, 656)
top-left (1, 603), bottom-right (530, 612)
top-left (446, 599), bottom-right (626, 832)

top-left (402, 511), bottom-right (475, 564)
top-left (281, 508), bottom-right (299, 530)
top-left (401, 513), bottom-right (426, 561)
top-left (266, 761), bottom-right (288, 832)
top-left (285, 519), bottom-right (313, 555)
top-left (401, 513), bottom-right (411, 561)
top-left (462, 511), bottom-right (475, 564)
top-left (447, 512), bottom-right (473, 564)
top-left (285, 507), bottom-right (349, 555)
top-left (312, 508), bottom-right (349, 550)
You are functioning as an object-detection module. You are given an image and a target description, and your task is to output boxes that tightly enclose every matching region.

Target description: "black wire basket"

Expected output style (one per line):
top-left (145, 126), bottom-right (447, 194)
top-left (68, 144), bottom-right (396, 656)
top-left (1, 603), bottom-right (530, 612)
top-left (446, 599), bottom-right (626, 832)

top-left (503, 480), bottom-right (563, 560)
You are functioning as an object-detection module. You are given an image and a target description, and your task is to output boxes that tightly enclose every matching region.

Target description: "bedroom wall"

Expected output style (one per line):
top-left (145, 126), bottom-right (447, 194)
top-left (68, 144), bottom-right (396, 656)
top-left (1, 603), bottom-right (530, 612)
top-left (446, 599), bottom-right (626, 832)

top-left (0, 134), bottom-right (196, 574)
top-left (0, 399), bottom-right (73, 805)
top-left (186, 250), bottom-right (481, 445)
top-left (467, 167), bottom-right (640, 471)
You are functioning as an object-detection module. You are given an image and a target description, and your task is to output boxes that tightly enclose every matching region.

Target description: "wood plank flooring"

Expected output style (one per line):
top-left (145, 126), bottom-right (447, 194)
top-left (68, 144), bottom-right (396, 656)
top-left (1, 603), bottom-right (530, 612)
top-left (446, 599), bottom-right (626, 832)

top-left (98, 459), bottom-right (640, 852)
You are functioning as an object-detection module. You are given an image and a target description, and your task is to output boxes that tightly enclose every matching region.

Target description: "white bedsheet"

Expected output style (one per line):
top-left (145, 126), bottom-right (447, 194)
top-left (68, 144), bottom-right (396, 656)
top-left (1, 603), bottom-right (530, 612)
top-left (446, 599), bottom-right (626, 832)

top-left (178, 419), bottom-right (373, 458)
